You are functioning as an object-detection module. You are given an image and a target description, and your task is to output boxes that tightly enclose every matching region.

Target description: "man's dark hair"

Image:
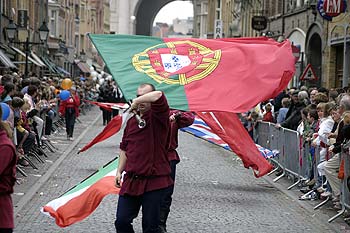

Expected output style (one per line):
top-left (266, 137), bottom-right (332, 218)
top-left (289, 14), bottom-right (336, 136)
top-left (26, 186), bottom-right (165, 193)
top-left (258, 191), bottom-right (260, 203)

top-left (21, 78), bottom-right (31, 88)
top-left (318, 87), bottom-right (329, 95)
top-left (27, 85), bottom-right (38, 96)
top-left (0, 74), bottom-right (13, 85)
top-left (139, 83), bottom-right (155, 91)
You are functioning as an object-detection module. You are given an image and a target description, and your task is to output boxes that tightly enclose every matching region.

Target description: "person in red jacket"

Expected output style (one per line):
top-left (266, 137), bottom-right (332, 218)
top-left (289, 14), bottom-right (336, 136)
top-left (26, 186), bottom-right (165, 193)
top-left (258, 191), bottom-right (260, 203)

top-left (159, 110), bottom-right (195, 233)
top-left (59, 86), bottom-right (80, 140)
top-left (0, 105), bottom-right (17, 233)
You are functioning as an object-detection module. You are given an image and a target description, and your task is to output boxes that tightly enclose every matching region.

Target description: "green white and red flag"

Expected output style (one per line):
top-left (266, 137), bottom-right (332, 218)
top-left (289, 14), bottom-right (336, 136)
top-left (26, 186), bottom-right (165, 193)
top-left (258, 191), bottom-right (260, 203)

top-left (41, 159), bottom-right (120, 227)
top-left (88, 34), bottom-right (295, 113)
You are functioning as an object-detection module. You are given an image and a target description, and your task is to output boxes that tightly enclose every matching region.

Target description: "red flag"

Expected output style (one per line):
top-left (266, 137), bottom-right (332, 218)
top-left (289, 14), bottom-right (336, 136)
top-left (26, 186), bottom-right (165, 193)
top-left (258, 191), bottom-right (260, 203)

top-left (78, 115), bottom-right (122, 153)
top-left (84, 100), bottom-right (128, 112)
top-left (197, 112), bottom-right (273, 177)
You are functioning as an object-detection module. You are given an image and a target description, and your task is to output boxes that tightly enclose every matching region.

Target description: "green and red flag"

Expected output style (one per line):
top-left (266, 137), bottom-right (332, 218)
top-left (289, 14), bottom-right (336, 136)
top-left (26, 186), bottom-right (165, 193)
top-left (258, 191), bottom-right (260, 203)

top-left (41, 158), bottom-right (120, 227)
top-left (89, 34), bottom-right (295, 113)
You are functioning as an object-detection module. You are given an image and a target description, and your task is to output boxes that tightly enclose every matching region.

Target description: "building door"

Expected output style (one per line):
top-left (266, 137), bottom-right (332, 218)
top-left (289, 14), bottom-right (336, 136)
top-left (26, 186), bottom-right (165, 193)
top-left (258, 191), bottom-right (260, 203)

top-left (307, 33), bottom-right (322, 87)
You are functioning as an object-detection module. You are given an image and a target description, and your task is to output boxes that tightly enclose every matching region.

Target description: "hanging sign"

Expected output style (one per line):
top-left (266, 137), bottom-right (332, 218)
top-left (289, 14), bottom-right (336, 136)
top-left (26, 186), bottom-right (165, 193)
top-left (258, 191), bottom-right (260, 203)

top-left (251, 16), bottom-right (267, 31)
top-left (300, 64), bottom-right (318, 81)
top-left (317, 0), bottom-right (347, 21)
top-left (18, 10), bottom-right (28, 28)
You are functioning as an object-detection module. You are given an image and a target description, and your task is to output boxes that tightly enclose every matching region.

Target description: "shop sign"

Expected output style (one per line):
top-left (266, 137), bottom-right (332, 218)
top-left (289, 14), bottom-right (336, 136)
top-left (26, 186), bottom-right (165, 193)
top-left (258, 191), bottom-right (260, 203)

top-left (17, 10), bottom-right (28, 28)
top-left (251, 16), bottom-right (267, 31)
top-left (317, 0), bottom-right (347, 21)
top-left (214, 20), bottom-right (223, 39)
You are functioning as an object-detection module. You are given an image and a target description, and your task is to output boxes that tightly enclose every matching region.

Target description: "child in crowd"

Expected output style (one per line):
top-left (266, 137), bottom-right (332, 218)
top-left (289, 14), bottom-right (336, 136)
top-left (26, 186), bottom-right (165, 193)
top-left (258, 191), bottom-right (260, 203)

top-left (277, 98), bottom-right (290, 123)
top-left (262, 103), bottom-right (275, 123)
top-left (312, 102), bottom-right (334, 193)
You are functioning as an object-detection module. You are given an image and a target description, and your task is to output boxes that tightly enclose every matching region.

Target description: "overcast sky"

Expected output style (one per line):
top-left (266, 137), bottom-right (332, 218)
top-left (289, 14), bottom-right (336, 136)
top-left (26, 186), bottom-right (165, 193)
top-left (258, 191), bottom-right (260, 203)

top-left (153, 1), bottom-right (193, 25)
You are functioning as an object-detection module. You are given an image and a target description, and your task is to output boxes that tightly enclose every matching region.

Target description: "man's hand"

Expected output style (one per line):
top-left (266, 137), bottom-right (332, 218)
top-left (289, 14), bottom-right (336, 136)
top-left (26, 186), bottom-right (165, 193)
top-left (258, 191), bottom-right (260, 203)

top-left (115, 171), bottom-right (122, 187)
top-left (129, 101), bottom-right (138, 112)
top-left (169, 112), bottom-right (181, 121)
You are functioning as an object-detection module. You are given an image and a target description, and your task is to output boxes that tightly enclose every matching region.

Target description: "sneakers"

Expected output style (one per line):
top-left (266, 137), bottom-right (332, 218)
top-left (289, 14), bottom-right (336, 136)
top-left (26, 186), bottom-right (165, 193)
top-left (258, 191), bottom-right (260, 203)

top-left (333, 202), bottom-right (342, 210)
top-left (18, 158), bottom-right (29, 167)
top-left (299, 191), bottom-right (318, 201)
top-left (320, 191), bottom-right (332, 198)
top-left (305, 179), bottom-right (315, 186)
top-left (299, 186), bottom-right (311, 194)
top-left (316, 186), bottom-right (326, 193)
top-left (69, 137), bottom-right (74, 141)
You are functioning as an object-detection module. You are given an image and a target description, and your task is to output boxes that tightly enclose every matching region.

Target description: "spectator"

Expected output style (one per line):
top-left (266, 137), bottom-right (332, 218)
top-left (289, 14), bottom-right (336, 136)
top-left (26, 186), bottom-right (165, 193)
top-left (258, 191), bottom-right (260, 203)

top-left (59, 86), bottom-right (80, 140)
top-left (262, 103), bottom-right (275, 123)
top-left (277, 98), bottom-right (290, 123)
top-left (0, 105), bottom-right (17, 233)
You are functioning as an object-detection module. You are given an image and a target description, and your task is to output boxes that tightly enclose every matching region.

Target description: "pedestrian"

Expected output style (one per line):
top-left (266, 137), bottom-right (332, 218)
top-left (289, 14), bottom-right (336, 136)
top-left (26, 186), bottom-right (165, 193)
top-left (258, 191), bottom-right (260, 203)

top-left (0, 104), bottom-right (17, 233)
top-left (115, 83), bottom-right (173, 233)
top-left (159, 110), bottom-right (194, 233)
top-left (59, 86), bottom-right (80, 140)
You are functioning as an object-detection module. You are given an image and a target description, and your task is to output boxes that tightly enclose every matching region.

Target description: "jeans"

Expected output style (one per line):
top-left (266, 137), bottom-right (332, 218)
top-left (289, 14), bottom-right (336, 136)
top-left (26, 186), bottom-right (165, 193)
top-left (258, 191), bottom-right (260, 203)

top-left (115, 188), bottom-right (167, 233)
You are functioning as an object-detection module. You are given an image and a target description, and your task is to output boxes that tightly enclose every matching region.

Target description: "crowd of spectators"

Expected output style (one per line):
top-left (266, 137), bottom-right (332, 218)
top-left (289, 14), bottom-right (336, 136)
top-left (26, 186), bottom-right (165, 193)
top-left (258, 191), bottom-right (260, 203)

top-left (241, 85), bottom-right (350, 211)
top-left (0, 73), bottom-right (98, 167)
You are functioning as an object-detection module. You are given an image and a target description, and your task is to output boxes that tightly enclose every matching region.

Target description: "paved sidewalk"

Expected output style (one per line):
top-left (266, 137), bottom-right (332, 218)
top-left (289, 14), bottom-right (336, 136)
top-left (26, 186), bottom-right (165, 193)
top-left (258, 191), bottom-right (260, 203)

top-left (13, 106), bottom-right (102, 211)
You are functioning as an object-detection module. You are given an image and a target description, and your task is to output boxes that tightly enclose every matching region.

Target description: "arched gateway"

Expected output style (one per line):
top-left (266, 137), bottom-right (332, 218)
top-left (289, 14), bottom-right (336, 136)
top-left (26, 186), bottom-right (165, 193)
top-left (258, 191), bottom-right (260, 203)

top-left (114, 0), bottom-right (193, 35)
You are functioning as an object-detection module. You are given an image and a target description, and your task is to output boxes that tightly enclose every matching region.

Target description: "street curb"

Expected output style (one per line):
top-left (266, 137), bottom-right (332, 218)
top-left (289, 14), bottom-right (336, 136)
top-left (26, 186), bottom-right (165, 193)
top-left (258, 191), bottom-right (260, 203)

top-left (263, 175), bottom-right (344, 233)
top-left (14, 114), bottom-right (101, 216)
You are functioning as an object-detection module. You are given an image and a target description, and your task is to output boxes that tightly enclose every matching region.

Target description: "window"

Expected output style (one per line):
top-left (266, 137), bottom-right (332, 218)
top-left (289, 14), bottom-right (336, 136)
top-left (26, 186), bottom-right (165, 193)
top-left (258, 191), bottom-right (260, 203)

top-left (216, 0), bottom-right (222, 19)
top-left (50, 10), bottom-right (57, 37)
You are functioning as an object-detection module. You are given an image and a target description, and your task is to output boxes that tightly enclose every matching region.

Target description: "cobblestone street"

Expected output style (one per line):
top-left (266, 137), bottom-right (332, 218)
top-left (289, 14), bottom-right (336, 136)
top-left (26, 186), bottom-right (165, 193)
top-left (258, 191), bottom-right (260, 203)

top-left (12, 107), bottom-right (350, 233)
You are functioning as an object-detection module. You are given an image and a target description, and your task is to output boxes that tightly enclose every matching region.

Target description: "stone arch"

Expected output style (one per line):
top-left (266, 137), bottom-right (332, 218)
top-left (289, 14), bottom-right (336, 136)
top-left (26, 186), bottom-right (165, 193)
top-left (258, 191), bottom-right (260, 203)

top-left (133, 0), bottom-right (189, 36)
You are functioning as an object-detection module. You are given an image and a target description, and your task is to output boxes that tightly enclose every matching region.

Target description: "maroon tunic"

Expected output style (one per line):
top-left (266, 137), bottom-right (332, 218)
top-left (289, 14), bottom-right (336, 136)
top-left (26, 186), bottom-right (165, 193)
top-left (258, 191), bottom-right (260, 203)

top-left (119, 94), bottom-right (173, 196)
top-left (167, 111), bottom-right (195, 162)
top-left (0, 129), bottom-right (17, 229)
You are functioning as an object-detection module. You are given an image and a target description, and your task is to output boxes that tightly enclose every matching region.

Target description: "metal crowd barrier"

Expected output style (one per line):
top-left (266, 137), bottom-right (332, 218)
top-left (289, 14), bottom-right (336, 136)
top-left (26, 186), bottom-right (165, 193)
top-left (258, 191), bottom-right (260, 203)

top-left (328, 143), bottom-right (350, 222)
top-left (256, 121), bottom-right (350, 223)
top-left (256, 122), bottom-right (307, 187)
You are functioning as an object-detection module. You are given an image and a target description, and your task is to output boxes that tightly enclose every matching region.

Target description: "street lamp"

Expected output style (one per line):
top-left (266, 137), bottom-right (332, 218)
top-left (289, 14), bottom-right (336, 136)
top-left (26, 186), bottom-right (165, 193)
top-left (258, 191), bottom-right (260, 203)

top-left (38, 21), bottom-right (49, 41)
top-left (5, 20), bottom-right (49, 79)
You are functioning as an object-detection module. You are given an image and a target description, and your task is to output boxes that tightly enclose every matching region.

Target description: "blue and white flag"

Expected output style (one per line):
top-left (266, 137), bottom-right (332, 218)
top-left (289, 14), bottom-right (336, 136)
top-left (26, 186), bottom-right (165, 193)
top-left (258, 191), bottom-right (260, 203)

top-left (181, 117), bottom-right (279, 159)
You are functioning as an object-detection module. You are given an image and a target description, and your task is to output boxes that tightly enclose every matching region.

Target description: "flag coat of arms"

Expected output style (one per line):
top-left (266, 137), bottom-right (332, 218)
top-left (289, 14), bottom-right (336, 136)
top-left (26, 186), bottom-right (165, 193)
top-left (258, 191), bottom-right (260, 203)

top-left (89, 34), bottom-right (295, 113)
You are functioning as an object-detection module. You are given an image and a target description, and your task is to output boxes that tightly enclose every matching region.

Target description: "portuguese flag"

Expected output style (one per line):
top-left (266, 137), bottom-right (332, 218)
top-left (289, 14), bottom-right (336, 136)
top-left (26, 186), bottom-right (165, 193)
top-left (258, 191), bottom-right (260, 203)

top-left (89, 34), bottom-right (295, 113)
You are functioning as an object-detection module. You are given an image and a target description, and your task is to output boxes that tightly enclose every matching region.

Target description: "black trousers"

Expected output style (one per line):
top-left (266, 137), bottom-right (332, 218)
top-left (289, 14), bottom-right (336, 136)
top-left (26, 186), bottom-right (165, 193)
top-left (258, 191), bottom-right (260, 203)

top-left (115, 188), bottom-right (167, 233)
top-left (0, 228), bottom-right (13, 233)
top-left (159, 160), bottom-right (177, 228)
top-left (102, 109), bottom-right (112, 124)
top-left (65, 108), bottom-right (76, 137)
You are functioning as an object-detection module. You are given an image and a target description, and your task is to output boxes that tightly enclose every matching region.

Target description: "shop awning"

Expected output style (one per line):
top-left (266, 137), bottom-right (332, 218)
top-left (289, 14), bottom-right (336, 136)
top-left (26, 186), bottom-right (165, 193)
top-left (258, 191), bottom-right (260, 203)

top-left (41, 57), bottom-right (61, 76)
top-left (0, 49), bottom-right (17, 69)
top-left (92, 62), bottom-right (103, 72)
top-left (75, 60), bottom-right (91, 73)
top-left (31, 51), bottom-right (46, 67)
top-left (10, 46), bottom-right (43, 67)
top-left (56, 66), bottom-right (71, 76)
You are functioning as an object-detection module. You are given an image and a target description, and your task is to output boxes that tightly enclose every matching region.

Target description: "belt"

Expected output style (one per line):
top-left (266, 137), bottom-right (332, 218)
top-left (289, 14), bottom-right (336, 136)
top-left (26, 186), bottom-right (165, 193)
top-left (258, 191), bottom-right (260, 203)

top-left (127, 172), bottom-right (157, 181)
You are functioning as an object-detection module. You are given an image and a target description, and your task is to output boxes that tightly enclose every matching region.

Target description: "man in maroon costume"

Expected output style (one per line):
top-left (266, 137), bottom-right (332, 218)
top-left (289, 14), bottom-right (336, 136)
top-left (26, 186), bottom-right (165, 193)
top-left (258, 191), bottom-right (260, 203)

top-left (0, 104), bottom-right (17, 233)
top-left (159, 110), bottom-right (195, 233)
top-left (115, 83), bottom-right (173, 233)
